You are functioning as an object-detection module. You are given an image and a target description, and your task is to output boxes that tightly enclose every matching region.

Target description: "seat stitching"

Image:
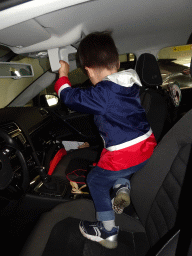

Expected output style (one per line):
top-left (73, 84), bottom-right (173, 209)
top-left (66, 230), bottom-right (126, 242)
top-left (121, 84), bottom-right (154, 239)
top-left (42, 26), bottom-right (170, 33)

top-left (169, 169), bottom-right (182, 188)
top-left (177, 150), bottom-right (189, 166)
top-left (162, 183), bottom-right (178, 213)
top-left (145, 186), bottom-right (177, 246)
top-left (144, 145), bottom-right (188, 244)
top-left (147, 214), bottom-right (161, 245)
top-left (132, 232), bottom-right (136, 256)
top-left (156, 198), bottom-right (170, 232)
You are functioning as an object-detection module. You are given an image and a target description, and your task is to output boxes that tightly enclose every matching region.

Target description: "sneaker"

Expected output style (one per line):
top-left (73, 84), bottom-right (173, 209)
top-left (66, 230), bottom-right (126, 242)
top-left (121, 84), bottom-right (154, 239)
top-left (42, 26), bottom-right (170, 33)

top-left (79, 220), bottom-right (119, 249)
top-left (111, 185), bottom-right (130, 214)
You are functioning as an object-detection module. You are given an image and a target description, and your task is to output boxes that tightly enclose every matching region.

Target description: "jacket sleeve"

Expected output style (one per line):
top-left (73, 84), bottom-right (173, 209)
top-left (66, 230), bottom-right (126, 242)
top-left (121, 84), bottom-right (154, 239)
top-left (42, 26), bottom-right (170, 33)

top-left (54, 76), bottom-right (108, 115)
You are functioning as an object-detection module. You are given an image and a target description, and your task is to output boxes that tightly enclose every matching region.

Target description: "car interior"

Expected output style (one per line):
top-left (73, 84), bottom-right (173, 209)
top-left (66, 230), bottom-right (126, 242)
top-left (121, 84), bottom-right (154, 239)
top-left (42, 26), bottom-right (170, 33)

top-left (0, 0), bottom-right (192, 255)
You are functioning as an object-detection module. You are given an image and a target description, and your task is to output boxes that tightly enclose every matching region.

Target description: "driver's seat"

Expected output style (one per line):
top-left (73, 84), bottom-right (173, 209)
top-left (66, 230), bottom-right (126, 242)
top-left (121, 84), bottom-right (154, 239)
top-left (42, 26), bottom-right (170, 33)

top-left (20, 109), bottom-right (192, 256)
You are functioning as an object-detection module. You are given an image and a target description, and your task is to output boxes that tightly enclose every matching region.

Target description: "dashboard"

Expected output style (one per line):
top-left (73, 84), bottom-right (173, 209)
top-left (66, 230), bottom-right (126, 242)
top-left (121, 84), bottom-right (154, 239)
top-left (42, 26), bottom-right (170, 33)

top-left (0, 105), bottom-right (101, 200)
top-left (0, 107), bottom-right (56, 182)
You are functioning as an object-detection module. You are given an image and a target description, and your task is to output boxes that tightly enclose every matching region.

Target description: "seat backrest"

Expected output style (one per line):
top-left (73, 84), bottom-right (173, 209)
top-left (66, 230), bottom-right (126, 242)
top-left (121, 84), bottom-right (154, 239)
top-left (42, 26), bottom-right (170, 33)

top-left (136, 53), bottom-right (171, 142)
top-left (131, 109), bottom-right (192, 248)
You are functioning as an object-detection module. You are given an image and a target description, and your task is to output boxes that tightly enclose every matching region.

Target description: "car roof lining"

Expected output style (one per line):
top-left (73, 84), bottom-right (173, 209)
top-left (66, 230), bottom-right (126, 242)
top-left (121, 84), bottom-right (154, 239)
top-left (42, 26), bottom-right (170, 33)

top-left (0, 0), bottom-right (92, 30)
top-left (0, 0), bottom-right (192, 57)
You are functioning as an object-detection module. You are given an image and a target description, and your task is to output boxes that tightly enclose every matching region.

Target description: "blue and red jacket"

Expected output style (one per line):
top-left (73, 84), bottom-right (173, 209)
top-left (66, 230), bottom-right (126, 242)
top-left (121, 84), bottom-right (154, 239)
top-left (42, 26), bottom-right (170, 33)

top-left (55, 69), bottom-right (157, 171)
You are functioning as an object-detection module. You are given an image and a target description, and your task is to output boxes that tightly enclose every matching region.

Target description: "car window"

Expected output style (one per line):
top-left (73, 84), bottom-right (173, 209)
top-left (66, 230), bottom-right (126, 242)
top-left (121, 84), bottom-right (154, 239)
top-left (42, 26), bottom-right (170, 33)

top-left (0, 45), bottom-right (50, 108)
top-left (27, 52), bottom-right (136, 108)
top-left (36, 52), bottom-right (136, 93)
top-left (68, 68), bottom-right (88, 86)
top-left (157, 44), bottom-right (192, 89)
top-left (0, 49), bottom-right (135, 108)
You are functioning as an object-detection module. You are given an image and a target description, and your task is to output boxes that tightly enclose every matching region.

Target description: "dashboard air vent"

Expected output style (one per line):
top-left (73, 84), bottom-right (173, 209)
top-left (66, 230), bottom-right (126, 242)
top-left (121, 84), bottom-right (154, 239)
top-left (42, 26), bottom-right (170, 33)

top-left (0, 122), bottom-right (20, 134)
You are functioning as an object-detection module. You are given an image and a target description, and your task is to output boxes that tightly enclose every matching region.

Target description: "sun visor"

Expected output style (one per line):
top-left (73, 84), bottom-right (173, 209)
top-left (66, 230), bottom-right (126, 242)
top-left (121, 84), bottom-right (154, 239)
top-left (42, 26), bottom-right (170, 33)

top-left (0, 19), bottom-right (51, 48)
top-left (47, 32), bottom-right (85, 72)
top-left (48, 46), bottom-right (77, 72)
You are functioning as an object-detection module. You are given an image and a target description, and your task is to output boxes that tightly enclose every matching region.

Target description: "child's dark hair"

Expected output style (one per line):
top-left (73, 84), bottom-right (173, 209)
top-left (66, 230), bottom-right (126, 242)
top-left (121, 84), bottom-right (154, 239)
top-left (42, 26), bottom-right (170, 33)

top-left (77, 31), bottom-right (119, 72)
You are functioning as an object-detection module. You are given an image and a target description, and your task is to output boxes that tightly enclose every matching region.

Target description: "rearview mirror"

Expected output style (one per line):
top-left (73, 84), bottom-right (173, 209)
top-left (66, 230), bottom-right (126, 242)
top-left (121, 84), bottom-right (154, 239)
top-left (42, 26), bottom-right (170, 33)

top-left (0, 62), bottom-right (34, 79)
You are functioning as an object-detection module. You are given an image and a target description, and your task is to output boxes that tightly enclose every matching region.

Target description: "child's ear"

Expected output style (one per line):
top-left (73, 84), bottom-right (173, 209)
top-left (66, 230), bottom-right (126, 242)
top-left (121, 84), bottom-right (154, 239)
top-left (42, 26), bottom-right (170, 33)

top-left (85, 66), bottom-right (94, 78)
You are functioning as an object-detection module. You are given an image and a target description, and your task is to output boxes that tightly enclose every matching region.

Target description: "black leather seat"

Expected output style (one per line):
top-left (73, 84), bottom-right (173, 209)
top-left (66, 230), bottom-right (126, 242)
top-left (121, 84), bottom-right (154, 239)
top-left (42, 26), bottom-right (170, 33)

top-left (20, 108), bottom-right (192, 256)
top-left (136, 53), bottom-right (172, 142)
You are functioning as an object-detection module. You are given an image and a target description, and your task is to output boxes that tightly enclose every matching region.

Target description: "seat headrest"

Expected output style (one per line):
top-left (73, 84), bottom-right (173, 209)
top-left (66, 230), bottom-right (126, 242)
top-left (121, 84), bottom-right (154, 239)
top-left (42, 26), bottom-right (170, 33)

top-left (136, 53), bottom-right (162, 88)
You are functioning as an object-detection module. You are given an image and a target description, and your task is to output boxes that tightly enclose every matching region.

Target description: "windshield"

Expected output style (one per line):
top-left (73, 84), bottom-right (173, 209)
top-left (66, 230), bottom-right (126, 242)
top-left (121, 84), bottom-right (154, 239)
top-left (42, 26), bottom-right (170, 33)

top-left (0, 48), bottom-right (137, 109)
top-left (0, 45), bottom-right (50, 108)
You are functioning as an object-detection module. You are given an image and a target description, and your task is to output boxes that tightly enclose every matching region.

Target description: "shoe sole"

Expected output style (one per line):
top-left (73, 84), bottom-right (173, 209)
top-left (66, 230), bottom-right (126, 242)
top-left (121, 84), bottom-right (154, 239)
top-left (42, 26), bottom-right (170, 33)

top-left (112, 192), bottom-right (130, 214)
top-left (79, 224), bottom-right (118, 249)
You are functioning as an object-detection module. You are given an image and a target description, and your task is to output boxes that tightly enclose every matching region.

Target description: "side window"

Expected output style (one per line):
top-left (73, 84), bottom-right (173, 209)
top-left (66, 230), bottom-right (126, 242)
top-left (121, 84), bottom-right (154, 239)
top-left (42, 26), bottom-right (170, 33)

top-left (119, 53), bottom-right (136, 70)
top-left (32, 52), bottom-right (137, 107)
top-left (157, 44), bottom-right (192, 89)
top-left (68, 68), bottom-right (88, 86)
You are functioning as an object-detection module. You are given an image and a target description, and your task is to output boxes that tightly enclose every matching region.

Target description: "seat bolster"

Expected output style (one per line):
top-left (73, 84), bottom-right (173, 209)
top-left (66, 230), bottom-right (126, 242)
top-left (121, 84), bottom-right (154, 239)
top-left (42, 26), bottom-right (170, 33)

top-left (20, 199), bottom-right (145, 256)
top-left (131, 109), bottom-right (192, 228)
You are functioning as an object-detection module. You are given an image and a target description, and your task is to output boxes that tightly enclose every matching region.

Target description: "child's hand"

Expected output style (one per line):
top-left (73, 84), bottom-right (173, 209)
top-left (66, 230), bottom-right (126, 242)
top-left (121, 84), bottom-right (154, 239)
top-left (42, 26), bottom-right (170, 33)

top-left (59, 60), bottom-right (70, 78)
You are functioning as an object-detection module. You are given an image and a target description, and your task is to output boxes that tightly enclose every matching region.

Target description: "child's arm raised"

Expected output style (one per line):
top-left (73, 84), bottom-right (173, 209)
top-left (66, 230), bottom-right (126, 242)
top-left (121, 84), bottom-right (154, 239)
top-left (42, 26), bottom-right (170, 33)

top-left (54, 62), bottom-right (108, 115)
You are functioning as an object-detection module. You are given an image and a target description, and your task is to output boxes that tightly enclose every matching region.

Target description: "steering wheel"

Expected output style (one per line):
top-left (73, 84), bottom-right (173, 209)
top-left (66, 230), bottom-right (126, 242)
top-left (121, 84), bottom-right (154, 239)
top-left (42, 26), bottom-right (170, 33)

top-left (0, 129), bottom-right (29, 199)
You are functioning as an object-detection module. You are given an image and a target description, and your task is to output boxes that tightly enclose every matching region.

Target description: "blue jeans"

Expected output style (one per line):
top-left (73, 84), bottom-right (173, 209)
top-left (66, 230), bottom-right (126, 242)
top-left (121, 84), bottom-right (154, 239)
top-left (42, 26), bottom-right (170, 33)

top-left (87, 160), bottom-right (147, 221)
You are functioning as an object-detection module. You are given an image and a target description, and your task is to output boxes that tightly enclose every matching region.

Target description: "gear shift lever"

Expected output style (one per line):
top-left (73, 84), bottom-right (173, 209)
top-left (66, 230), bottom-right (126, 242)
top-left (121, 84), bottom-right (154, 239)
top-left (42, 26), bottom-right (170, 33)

top-left (38, 166), bottom-right (57, 190)
top-left (38, 166), bottom-right (49, 181)
top-left (34, 166), bottom-right (67, 197)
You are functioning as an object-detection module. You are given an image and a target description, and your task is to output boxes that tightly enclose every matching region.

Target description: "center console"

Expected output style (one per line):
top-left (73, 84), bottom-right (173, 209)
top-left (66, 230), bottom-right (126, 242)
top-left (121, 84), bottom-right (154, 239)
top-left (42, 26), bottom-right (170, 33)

top-left (30, 167), bottom-right (69, 198)
top-left (0, 121), bottom-right (69, 201)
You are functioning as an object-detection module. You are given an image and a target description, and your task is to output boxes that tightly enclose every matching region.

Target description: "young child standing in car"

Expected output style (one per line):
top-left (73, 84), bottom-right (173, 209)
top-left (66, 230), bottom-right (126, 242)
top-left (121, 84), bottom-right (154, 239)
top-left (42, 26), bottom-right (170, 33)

top-left (54, 31), bottom-right (157, 249)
